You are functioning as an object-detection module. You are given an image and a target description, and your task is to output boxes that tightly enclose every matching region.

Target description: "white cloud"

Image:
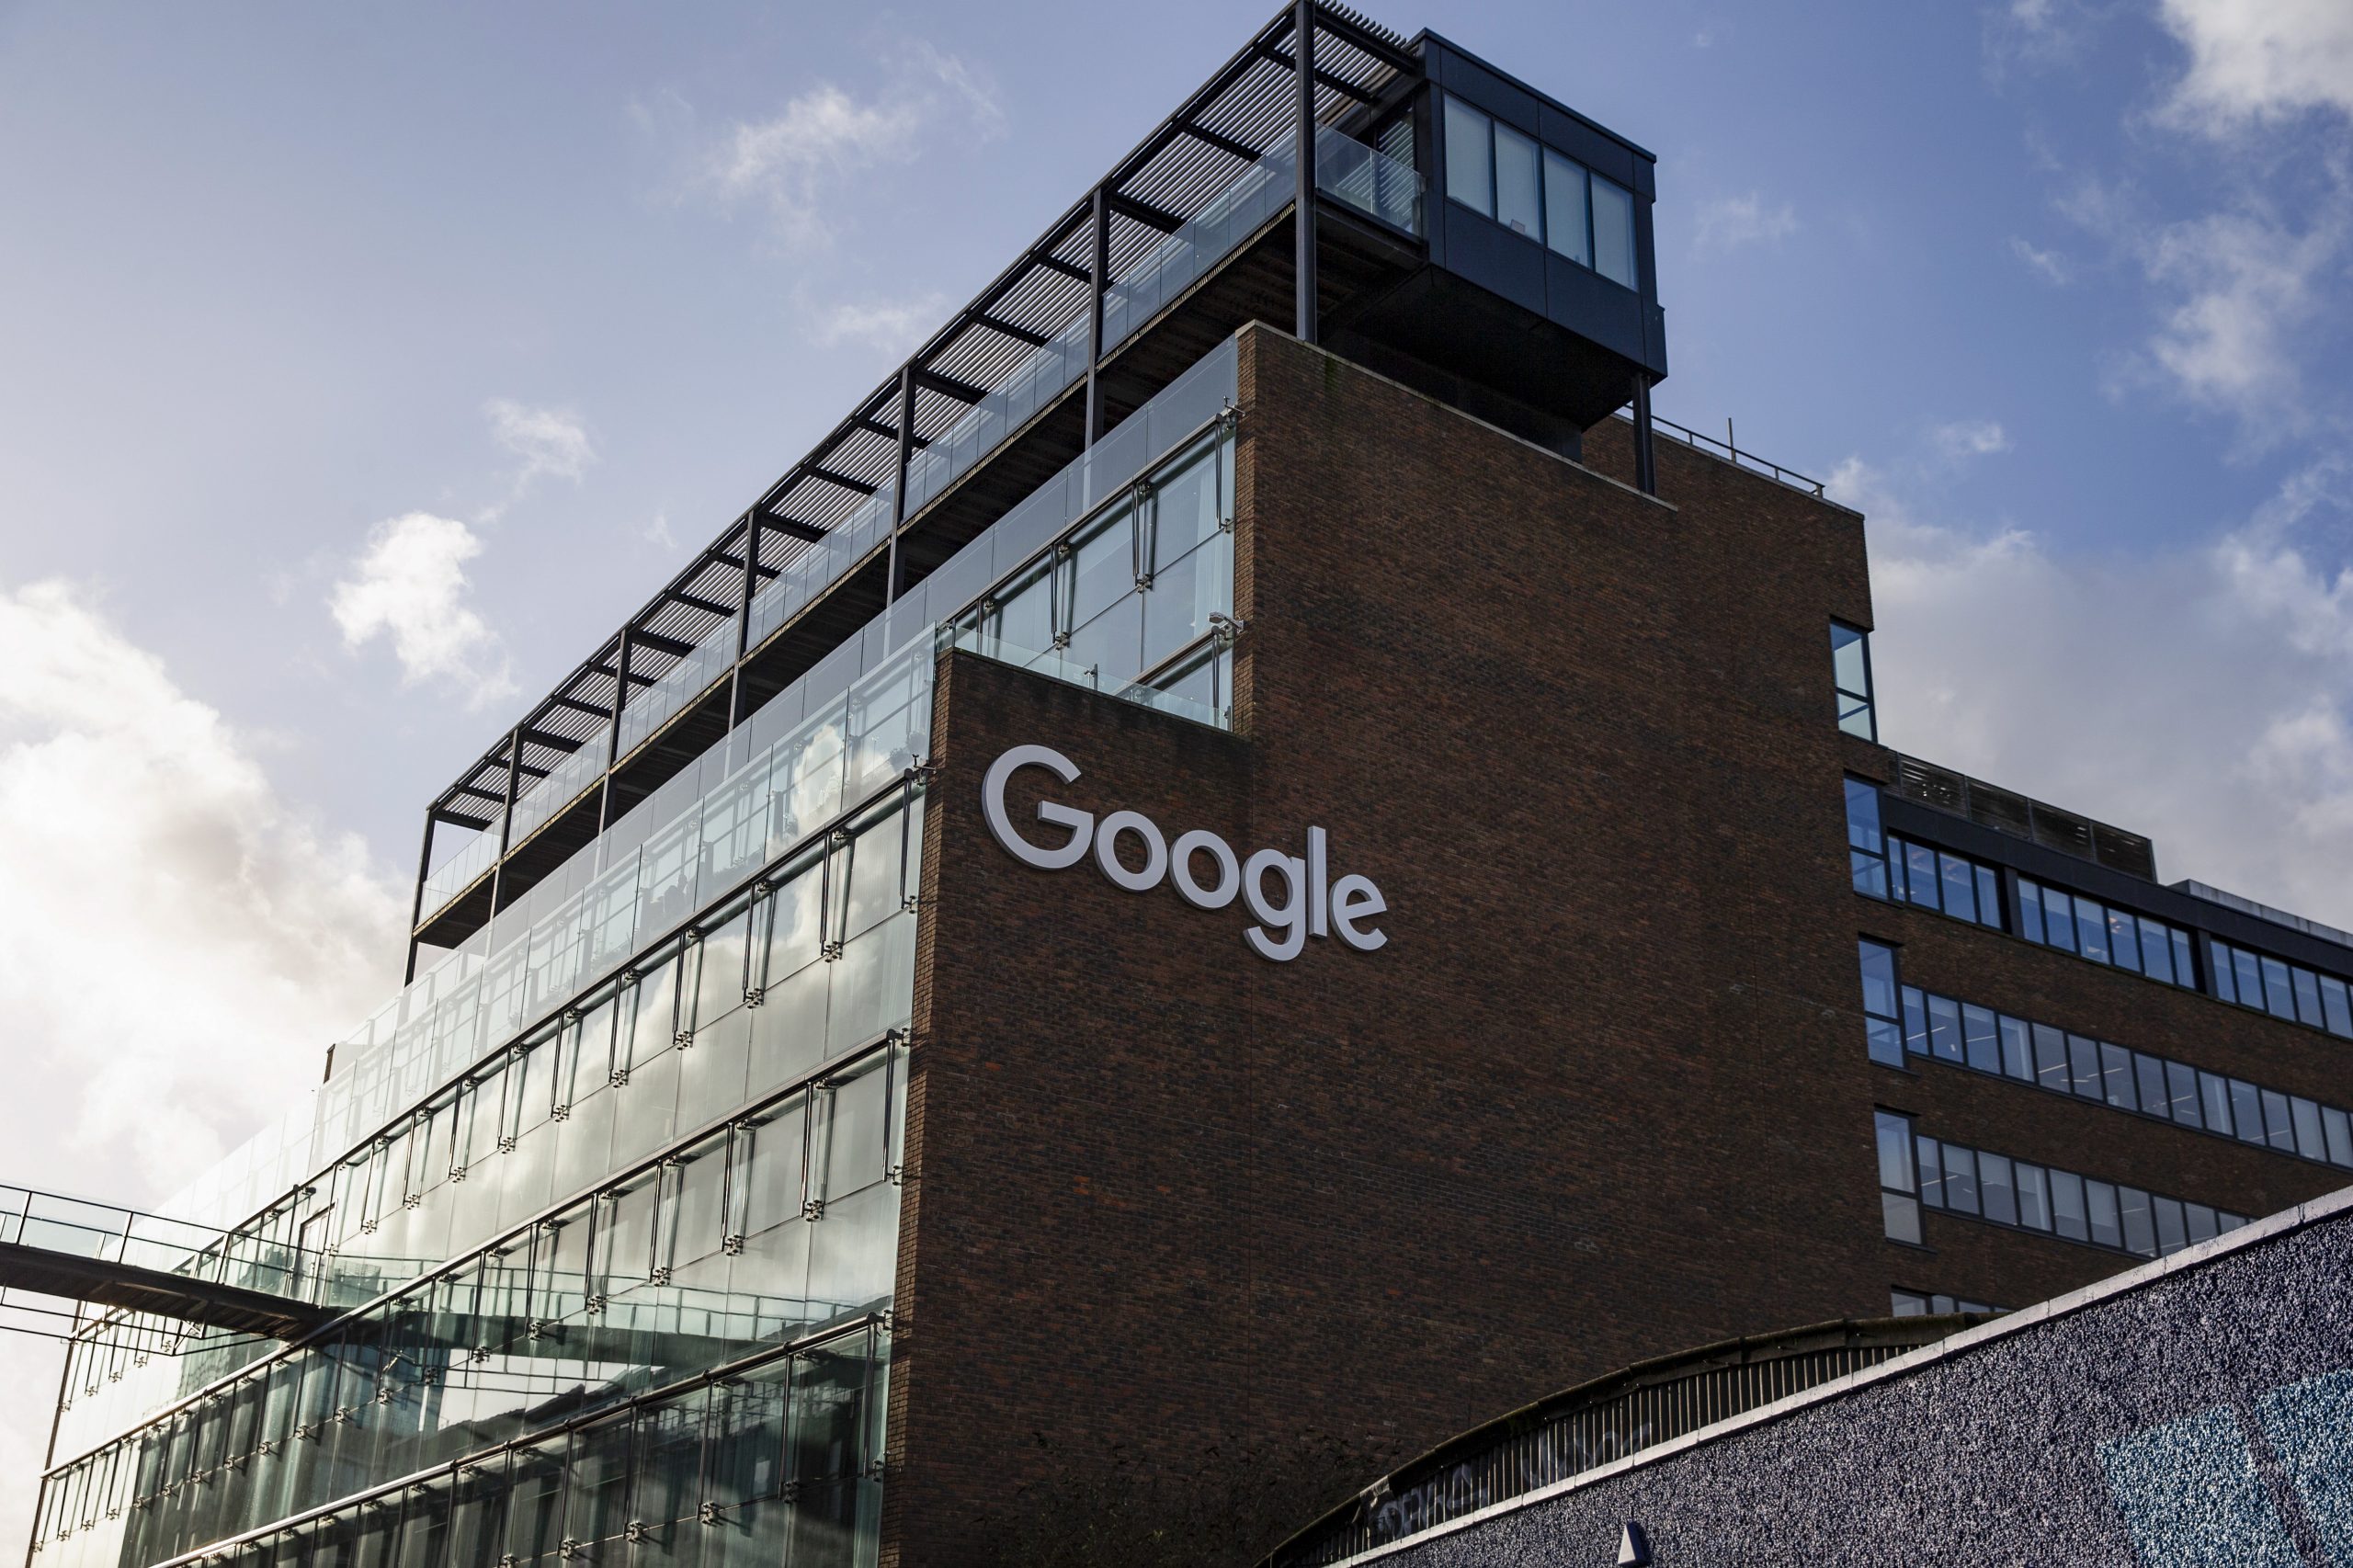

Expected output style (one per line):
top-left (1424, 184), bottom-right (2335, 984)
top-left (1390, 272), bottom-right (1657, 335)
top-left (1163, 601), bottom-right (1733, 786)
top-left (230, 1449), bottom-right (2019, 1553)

top-left (484, 399), bottom-right (595, 492)
top-left (328, 512), bottom-right (515, 709)
top-left (2158, 0), bottom-right (2353, 132)
top-left (695, 46), bottom-right (999, 249)
top-left (2137, 202), bottom-right (2347, 428)
top-left (2009, 234), bottom-right (2072, 284)
top-left (812, 291), bottom-right (948, 354)
top-left (1843, 454), bottom-right (2353, 927)
top-left (1693, 192), bottom-right (1798, 252)
top-left (1931, 419), bottom-right (2011, 459)
top-left (0, 579), bottom-right (404, 1540)
top-left (0, 578), bottom-right (403, 1184)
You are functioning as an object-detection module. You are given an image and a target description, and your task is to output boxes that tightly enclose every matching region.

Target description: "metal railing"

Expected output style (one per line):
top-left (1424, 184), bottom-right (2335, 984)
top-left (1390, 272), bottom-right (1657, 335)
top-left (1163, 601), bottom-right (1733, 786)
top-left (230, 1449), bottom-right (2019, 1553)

top-left (1267, 1317), bottom-right (1974, 1566)
top-left (1615, 408), bottom-right (1828, 498)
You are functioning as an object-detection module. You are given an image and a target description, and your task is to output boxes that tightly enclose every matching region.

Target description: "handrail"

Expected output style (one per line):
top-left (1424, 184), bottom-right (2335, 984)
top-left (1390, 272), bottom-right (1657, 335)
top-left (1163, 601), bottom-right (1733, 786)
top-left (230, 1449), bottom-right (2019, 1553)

top-left (1615, 407), bottom-right (1827, 498)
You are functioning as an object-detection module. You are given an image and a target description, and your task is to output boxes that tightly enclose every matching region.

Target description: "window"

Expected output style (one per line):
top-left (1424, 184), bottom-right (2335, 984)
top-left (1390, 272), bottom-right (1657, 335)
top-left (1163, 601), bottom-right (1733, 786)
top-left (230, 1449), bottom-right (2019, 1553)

top-left (1882, 833), bottom-right (2005, 931)
top-left (1442, 92), bottom-right (1640, 290)
top-left (1859, 940), bottom-right (1904, 1067)
top-left (1591, 174), bottom-right (1637, 287)
top-left (2018, 879), bottom-right (2196, 987)
top-left (1542, 148), bottom-right (1589, 266)
top-left (1832, 622), bottom-right (1875, 740)
top-left (1884, 972), bottom-right (2353, 1174)
top-left (1877, 1110), bottom-right (1922, 1244)
top-left (1847, 779), bottom-right (1889, 898)
top-left (1890, 1289), bottom-right (2004, 1317)
top-left (1903, 1120), bottom-right (2246, 1260)
top-left (2211, 938), bottom-right (2353, 1040)
top-left (1493, 121), bottom-right (1542, 238)
top-left (1442, 96), bottom-right (1494, 220)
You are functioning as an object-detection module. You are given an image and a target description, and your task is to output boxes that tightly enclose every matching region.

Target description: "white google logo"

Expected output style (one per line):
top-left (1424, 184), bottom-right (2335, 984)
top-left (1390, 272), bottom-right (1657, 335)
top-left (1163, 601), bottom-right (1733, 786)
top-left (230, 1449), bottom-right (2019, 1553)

top-left (981, 744), bottom-right (1389, 963)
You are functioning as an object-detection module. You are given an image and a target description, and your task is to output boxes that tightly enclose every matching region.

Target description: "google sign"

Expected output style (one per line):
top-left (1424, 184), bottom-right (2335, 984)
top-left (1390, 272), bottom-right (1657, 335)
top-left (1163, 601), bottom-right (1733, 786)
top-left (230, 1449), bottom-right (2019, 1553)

top-left (981, 744), bottom-right (1388, 963)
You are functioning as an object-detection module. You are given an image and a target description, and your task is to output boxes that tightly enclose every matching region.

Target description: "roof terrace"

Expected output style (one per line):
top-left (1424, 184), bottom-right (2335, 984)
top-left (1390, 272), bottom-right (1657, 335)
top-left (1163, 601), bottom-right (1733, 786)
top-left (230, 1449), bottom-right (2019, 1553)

top-left (404, 1), bottom-right (1670, 979)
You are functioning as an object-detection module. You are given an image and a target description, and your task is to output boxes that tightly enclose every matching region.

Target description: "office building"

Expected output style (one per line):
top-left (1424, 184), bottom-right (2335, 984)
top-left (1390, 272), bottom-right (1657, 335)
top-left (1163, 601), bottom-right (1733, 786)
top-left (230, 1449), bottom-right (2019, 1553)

top-left (20, 6), bottom-right (2351, 1566)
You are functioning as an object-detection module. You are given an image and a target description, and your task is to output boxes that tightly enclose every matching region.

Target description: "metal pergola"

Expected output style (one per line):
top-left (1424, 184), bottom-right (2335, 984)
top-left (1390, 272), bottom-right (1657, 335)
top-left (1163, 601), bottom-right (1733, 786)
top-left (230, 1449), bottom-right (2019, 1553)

top-left (408, 1), bottom-right (1421, 976)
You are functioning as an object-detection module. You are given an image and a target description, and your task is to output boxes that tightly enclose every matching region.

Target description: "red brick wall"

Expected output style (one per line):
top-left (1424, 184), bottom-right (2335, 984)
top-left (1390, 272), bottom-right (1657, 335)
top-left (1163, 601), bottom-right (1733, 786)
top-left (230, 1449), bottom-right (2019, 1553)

top-left (878, 328), bottom-right (2349, 1562)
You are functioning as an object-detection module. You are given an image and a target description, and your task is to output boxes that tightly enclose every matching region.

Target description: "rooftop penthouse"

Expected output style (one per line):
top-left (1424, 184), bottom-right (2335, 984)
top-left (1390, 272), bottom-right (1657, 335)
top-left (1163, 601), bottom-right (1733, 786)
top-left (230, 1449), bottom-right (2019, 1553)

top-left (402, 1), bottom-right (1670, 980)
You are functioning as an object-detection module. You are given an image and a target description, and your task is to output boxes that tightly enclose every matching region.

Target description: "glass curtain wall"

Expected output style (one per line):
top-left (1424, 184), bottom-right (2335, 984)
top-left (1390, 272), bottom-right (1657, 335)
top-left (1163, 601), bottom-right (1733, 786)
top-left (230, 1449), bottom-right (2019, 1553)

top-left (40, 792), bottom-right (921, 1556)
top-left (37, 1324), bottom-right (889, 1568)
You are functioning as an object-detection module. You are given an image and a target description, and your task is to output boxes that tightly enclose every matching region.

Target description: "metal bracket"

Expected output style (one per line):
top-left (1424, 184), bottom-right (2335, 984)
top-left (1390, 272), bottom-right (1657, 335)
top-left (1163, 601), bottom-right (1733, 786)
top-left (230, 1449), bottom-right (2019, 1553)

top-left (802, 1198), bottom-right (827, 1221)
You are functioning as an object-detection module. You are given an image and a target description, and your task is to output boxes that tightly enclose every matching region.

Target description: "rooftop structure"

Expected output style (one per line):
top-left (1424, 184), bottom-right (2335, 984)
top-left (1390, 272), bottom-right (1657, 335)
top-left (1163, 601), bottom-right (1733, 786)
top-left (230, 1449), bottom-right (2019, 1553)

top-left (18, 8), bottom-right (2353, 1568)
top-left (400, 1), bottom-right (1668, 982)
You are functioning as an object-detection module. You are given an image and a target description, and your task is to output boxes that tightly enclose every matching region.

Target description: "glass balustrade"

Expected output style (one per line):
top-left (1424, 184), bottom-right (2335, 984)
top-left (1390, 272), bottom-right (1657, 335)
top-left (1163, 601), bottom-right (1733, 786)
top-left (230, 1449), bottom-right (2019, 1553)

top-left (421, 126), bottom-right (1411, 936)
top-left (164, 335), bottom-right (1240, 1257)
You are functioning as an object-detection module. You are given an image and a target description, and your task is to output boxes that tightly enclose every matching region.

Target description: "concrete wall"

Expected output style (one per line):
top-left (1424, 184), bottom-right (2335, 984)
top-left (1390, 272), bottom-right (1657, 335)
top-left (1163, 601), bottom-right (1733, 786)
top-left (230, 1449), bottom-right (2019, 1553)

top-left (1362, 1188), bottom-right (2353, 1568)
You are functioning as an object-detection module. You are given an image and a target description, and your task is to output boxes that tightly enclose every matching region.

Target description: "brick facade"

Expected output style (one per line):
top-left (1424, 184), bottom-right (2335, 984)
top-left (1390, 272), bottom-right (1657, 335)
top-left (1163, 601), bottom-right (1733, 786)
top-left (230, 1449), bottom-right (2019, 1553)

top-left (874, 326), bottom-right (2348, 1563)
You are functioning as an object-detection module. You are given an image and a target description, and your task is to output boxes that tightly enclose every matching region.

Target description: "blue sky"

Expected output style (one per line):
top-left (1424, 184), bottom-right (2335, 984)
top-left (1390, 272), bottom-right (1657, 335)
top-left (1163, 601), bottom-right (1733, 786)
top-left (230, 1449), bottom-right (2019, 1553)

top-left (0, 0), bottom-right (2349, 1529)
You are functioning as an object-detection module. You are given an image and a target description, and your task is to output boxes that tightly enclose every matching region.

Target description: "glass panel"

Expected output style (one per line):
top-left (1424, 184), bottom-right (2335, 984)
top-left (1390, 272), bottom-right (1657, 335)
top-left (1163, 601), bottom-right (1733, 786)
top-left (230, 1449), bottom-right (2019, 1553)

top-left (2200, 1071), bottom-right (2235, 1135)
top-left (2107, 907), bottom-right (2142, 972)
top-left (2050, 1169), bottom-right (2087, 1242)
top-left (1975, 866), bottom-right (2002, 928)
top-left (2100, 1042), bottom-right (2137, 1110)
top-left (2120, 1187), bottom-right (2156, 1256)
top-left (2044, 888), bottom-right (2079, 952)
top-left (2018, 880), bottom-right (2047, 944)
top-left (2290, 1096), bottom-right (2325, 1161)
top-left (2324, 975), bottom-right (2353, 1038)
top-left (1874, 1112), bottom-right (1915, 1191)
top-left (1936, 855), bottom-right (1974, 924)
top-left (2261, 956), bottom-right (2297, 1019)
top-left (2139, 917), bottom-right (2175, 984)
top-left (1998, 1016), bottom-right (2033, 1080)
top-left (1493, 121), bottom-right (1541, 239)
top-left (2067, 1034), bottom-right (2102, 1098)
top-left (1591, 174), bottom-right (1636, 287)
top-left (1915, 1137), bottom-right (1944, 1208)
top-left (2185, 1203), bottom-right (2218, 1244)
top-left (2154, 1195), bottom-right (2187, 1255)
top-left (1542, 149), bottom-right (1588, 265)
top-left (1881, 1191), bottom-right (1922, 1244)
top-left (2015, 1164), bottom-right (2051, 1230)
top-left (1962, 1004), bottom-right (2001, 1074)
top-left (2293, 966), bottom-right (2325, 1028)
top-left (2234, 948), bottom-right (2264, 1008)
top-left (2075, 899), bottom-right (2109, 963)
top-left (2085, 1179), bottom-right (2121, 1249)
top-left (1904, 843), bottom-right (1939, 911)
top-left (1846, 780), bottom-right (1887, 898)
top-left (2232, 1080), bottom-right (2267, 1145)
top-left (1979, 1153), bottom-right (2017, 1225)
top-left (1942, 1145), bottom-right (1979, 1215)
top-left (2326, 1106), bottom-right (2353, 1168)
top-left (2033, 1024), bottom-right (2071, 1093)
top-left (1443, 96), bottom-right (1494, 218)
top-left (2262, 1088), bottom-right (2297, 1153)
top-left (1927, 994), bottom-right (1963, 1062)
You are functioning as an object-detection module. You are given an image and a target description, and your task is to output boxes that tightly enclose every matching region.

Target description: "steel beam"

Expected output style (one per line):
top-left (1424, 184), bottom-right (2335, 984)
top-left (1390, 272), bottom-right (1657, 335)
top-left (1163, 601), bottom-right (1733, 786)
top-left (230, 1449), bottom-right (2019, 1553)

top-left (1295, 0), bottom-right (1319, 344)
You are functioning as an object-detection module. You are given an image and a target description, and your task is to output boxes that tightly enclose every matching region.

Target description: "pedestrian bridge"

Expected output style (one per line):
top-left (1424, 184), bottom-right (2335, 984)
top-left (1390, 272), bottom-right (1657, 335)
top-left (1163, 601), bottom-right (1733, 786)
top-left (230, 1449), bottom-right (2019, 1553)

top-left (0, 1184), bottom-right (333, 1342)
